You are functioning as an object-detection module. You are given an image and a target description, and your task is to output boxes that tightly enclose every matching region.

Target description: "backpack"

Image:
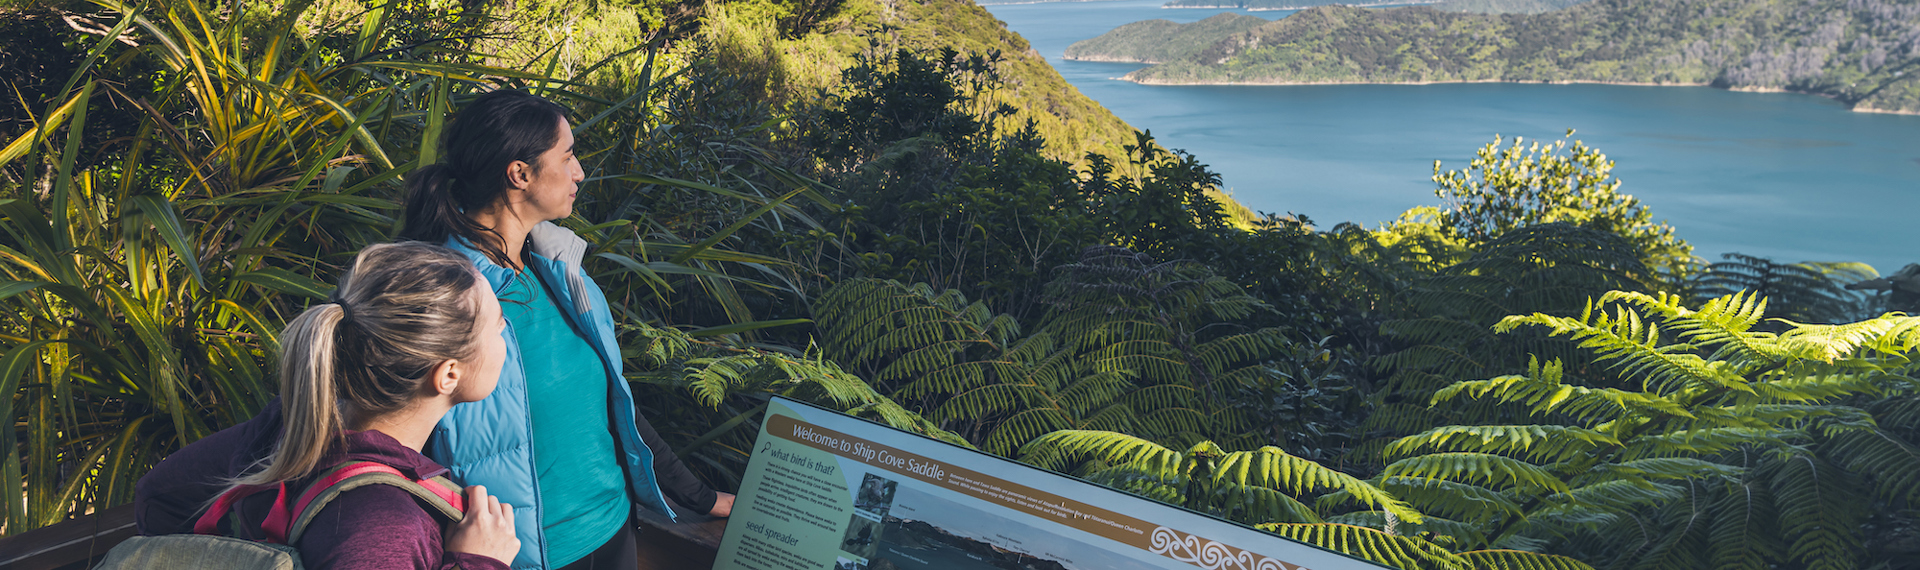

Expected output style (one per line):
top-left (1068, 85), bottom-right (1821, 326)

top-left (94, 461), bottom-right (467, 570)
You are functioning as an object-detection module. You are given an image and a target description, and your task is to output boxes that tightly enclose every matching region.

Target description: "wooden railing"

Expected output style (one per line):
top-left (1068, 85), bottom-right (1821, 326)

top-left (0, 505), bottom-right (138, 570)
top-left (0, 501), bottom-right (726, 570)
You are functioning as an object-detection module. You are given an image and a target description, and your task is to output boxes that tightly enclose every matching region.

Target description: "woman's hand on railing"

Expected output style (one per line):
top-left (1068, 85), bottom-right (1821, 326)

top-left (709, 492), bottom-right (735, 517)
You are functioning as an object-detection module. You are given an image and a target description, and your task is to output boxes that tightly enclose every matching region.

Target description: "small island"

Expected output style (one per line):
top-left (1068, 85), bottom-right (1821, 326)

top-left (1103, 0), bottom-right (1920, 114)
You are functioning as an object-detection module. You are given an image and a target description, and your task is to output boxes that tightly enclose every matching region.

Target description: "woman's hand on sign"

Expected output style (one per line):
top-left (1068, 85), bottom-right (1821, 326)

top-left (709, 492), bottom-right (735, 517)
top-left (447, 485), bottom-right (520, 564)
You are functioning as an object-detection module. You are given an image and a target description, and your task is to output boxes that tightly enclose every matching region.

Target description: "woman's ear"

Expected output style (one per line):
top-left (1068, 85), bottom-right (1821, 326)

top-left (506, 160), bottom-right (532, 190)
top-left (430, 358), bottom-right (461, 397)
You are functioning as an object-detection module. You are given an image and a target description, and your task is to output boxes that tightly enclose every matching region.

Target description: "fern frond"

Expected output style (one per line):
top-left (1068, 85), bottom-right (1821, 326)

top-left (1456, 549), bottom-right (1597, 570)
top-left (1382, 452), bottom-right (1569, 495)
top-left (931, 381), bottom-right (1050, 424)
top-left (1256, 523), bottom-right (1470, 570)
top-left (1826, 427), bottom-right (1920, 503)
top-left (1220, 483), bottom-right (1324, 524)
top-left (1634, 493), bottom-right (1710, 570)
top-left (1765, 451), bottom-right (1864, 570)
top-left (1721, 403), bottom-right (1874, 430)
top-left (1388, 425), bottom-right (1619, 463)
top-left (982, 407), bottom-right (1072, 456)
top-left (1617, 427), bottom-right (1795, 459)
top-left (1705, 479), bottom-right (1779, 570)
top-left (1328, 511), bottom-right (1488, 545)
top-left (1193, 329), bottom-right (1287, 378)
top-left (1542, 479), bottom-right (1681, 511)
top-left (1221, 447), bottom-right (1422, 523)
top-left (1362, 402), bottom-right (1450, 435)
top-left (1497, 305), bottom-right (1733, 397)
top-left (1433, 359), bottom-right (1692, 423)
top-left (1615, 290), bottom-right (1778, 359)
top-left (1081, 466), bottom-right (1184, 504)
top-left (1382, 316), bottom-right (1501, 346)
top-left (1020, 430), bottom-right (1180, 477)
top-left (1775, 313), bottom-right (1920, 361)
top-left (1596, 457), bottom-right (1742, 483)
top-left (1745, 371), bottom-right (1881, 404)
top-left (1376, 476), bottom-right (1524, 524)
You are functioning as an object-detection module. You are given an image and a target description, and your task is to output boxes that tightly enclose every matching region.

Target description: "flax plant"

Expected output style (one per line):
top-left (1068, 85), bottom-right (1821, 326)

top-left (0, 0), bottom-right (522, 533)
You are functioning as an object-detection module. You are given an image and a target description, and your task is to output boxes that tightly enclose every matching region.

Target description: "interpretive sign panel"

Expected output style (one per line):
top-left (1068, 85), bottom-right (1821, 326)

top-left (712, 397), bottom-right (1389, 570)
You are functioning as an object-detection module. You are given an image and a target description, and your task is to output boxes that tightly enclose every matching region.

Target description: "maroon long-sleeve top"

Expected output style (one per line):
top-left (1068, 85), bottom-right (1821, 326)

top-left (134, 401), bottom-right (509, 570)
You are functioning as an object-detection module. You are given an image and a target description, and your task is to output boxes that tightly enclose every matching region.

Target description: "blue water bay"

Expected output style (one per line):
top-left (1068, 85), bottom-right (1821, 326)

top-left (985, 0), bottom-right (1920, 272)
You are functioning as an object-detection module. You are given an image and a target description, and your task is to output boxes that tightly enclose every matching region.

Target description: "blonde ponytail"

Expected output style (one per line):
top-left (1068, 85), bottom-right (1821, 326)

top-left (235, 304), bottom-right (349, 486)
top-left (227, 242), bottom-right (482, 490)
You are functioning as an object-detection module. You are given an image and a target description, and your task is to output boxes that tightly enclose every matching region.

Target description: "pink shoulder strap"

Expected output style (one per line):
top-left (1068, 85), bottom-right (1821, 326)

top-left (191, 482), bottom-right (276, 536)
top-left (193, 461), bottom-right (467, 544)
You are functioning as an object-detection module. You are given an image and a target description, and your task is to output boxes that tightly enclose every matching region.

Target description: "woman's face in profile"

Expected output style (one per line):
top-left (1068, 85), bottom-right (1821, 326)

top-left (514, 117), bottom-right (585, 222)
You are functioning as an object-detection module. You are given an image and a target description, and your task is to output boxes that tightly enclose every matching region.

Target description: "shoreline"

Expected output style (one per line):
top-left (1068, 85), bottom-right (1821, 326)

top-left (1115, 76), bottom-right (1919, 114)
top-left (1121, 76), bottom-right (1712, 86)
top-left (1063, 54), bottom-right (1161, 63)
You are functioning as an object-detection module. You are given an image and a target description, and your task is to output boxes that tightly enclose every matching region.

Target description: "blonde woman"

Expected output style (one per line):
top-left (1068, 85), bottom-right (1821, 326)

top-left (136, 242), bottom-right (520, 569)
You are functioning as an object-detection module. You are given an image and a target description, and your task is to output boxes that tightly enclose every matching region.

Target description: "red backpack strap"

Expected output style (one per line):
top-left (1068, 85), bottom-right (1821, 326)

top-left (268, 461), bottom-right (468, 545)
top-left (192, 482), bottom-right (278, 536)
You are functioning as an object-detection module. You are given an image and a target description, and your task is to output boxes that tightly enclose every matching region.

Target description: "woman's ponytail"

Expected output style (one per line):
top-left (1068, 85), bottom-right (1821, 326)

top-left (400, 164), bottom-right (473, 245)
top-left (226, 242), bottom-right (483, 490)
top-left (234, 304), bottom-right (349, 487)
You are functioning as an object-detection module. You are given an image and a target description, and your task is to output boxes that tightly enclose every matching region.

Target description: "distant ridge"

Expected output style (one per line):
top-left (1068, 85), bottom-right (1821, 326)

top-left (1065, 13), bottom-right (1271, 63)
top-left (1426, 0), bottom-right (1588, 13)
top-left (1118, 0), bottom-right (1920, 114)
top-left (1160, 0), bottom-right (1440, 9)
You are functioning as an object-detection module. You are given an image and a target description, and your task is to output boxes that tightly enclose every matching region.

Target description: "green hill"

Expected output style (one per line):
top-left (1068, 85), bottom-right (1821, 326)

top-left (1430, 0), bottom-right (1589, 13)
top-left (1064, 13), bottom-right (1271, 63)
top-left (1160, 0), bottom-right (1579, 12)
top-left (1066, 0), bottom-right (1583, 66)
top-left (1122, 0), bottom-right (1920, 114)
top-left (1161, 0), bottom-right (1434, 9)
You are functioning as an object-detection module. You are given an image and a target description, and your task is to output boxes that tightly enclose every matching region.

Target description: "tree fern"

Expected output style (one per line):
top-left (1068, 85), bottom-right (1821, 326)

top-left (1695, 253), bottom-right (1874, 326)
top-left (1256, 523), bottom-right (1470, 570)
top-left (1455, 550), bottom-right (1597, 570)
top-left (1764, 450), bottom-right (1865, 570)
top-left (1388, 291), bottom-right (1920, 569)
top-left (1020, 430), bottom-right (1419, 525)
top-left (1364, 224), bottom-right (1658, 470)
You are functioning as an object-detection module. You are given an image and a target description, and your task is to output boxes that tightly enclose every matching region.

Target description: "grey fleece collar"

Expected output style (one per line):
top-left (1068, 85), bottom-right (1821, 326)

top-left (527, 221), bottom-right (592, 314)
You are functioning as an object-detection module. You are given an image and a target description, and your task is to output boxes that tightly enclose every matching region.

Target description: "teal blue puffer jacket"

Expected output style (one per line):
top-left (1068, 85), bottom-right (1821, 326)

top-left (429, 229), bottom-right (677, 570)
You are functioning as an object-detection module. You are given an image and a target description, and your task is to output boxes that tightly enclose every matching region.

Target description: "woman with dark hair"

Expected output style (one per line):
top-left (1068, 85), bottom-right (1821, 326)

top-left (135, 242), bottom-right (519, 569)
top-left (400, 88), bottom-right (733, 570)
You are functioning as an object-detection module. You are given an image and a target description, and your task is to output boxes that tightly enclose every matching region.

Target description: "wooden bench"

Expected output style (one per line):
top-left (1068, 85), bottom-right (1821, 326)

top-left (0, 501), bottom-right (726, 569)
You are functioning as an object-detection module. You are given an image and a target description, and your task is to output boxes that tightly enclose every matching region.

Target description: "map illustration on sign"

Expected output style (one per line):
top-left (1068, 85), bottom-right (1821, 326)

top-left (713, 397), bottom-right (1391, 570)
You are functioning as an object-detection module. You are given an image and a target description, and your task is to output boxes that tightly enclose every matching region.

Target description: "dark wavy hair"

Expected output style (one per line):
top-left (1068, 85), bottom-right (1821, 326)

top-left (400, 89), bottom-right (571, 266)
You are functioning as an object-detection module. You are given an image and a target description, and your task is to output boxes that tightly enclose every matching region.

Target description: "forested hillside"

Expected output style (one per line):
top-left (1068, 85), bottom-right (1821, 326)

top-left (1161, 0), bottom-right (1433, 9)
top-left (1157, 0), bottom-right (1580, 12)
top-left (1125, 0), bottom-right (1920, 114)
top-left (1430, 0), bottom-right (1589, 13)
top-left (1064, 12), bottom-right (1270, 62)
